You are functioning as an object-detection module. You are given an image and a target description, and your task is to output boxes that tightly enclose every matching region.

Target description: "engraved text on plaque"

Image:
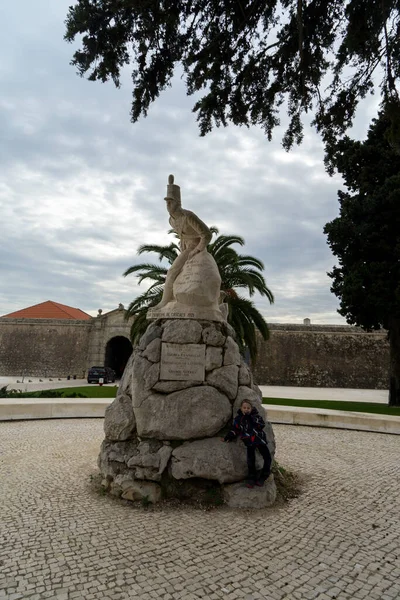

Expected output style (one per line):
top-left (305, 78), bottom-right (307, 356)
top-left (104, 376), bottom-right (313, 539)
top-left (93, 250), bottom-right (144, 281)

top-left (160, 343), bottom-right (206, 381)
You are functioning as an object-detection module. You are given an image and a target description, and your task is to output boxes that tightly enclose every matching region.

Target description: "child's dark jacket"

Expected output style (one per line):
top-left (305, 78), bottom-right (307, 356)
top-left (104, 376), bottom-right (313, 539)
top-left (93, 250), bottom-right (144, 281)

top-left (224, 407), bottom-right (268, 447)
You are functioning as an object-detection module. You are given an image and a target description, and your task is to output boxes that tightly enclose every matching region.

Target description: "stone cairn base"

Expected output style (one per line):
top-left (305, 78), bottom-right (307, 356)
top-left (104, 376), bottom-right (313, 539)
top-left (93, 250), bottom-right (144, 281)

top-left (98, 319), bottom-right (277, 508)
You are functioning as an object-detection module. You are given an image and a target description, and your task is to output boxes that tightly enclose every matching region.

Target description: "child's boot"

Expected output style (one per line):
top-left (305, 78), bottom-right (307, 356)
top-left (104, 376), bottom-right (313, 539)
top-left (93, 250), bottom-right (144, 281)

top-left (245, 468), bottom-right (257, 488)
top-left (255, 470), bottom-right (270, 487)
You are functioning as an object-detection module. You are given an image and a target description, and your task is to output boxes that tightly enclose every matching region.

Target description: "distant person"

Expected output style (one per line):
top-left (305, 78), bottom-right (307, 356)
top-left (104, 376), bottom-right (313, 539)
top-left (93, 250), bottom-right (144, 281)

top-left (224, 399), bottom-right (272, 488)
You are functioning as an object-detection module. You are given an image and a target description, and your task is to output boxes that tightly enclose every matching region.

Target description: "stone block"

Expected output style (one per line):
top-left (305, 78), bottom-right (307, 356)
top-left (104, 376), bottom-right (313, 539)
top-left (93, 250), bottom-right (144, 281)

top-left (202, 326), bottom-right (226, 346)
top-left (223, 322), bottom-right (237, 339)
top-left (98, 439), bottom-right (138, 478)
top-left (251, 383), bottom-right (263, 399)
top-left (206, 365), bottom-right (239, 400)
top-left (223, 336), bottom-right (241, 366)
top-left (139, 324), bottom-right (162, 350)
top-left (134, 386), bottom-right (231, 440)
top-left (118, 353), bottom-right (135, 395)
top-left (238, 363), bottom-right (251, 386)
top-left (223, 475), bottom-right (277, 508)
top-left (162, 320), bottom-right (202, 344)
top-left (205, 347), bottom-right (223, 371)
top-left (104, 394), bottom-right (136, 441)
top-left (127, 441), bottom-right (161, 468)
top-left (152, 380), bottom-right (203, 393)
top-left (171, 438), bottom-right (262, 484)
top-left (126, 442), bottom-right (172, 481)
top-left (264, 421), bottom-right (276, 458)
top-left (132, 355), bottom-right (160, 392)
top-left (142, 338), bottom-right (161, 362)
top-left (131, 386), bottom-right (151, 409)
top-left (119, 479), bottom-right (162, 504)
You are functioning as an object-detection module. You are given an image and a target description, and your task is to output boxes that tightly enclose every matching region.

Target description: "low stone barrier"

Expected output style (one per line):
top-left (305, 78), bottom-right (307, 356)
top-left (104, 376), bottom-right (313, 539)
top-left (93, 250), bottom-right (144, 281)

top-left (1, 399), bottom-right (399, 435)
top-left (0, 398), bottom-right (110, 420)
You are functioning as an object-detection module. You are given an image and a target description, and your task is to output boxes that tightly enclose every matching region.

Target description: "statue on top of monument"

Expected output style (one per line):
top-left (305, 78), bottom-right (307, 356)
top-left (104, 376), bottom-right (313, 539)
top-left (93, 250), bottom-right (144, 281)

top-left (147, 175), bottom-right (224, 321)
top-left (151, 174), bottom-right (212, 309)
top-left (167, 174), bottom-right (212, 257)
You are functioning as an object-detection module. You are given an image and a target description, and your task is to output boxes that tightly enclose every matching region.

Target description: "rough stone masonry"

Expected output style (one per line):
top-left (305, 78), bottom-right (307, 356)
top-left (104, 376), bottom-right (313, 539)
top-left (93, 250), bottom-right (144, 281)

top-left (99, 319), bottom-right (277, 508)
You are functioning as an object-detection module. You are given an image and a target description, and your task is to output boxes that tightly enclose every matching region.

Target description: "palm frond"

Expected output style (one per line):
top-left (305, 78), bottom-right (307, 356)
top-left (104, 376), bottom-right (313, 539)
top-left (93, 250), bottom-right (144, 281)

top-left (123, 263), bottom-right (168, 285)
top-left (124, 230), bottom-right (273, 359)
top-left (225, 295), bottom-right (270, 362)
top-left (222, 268), bottom-right (274, 301)
top-left (123, 263), bottom-right (160, 277)
top-left (125, 287), bottom-right (163, 317)
top-left (146, 281), bottom-right (166, 293)
top-left (209, 226), bottom-right (219, 237)
top-left (138, 243), bottom-right (179, 264)
top-left (208, 235), bottom-right (244, 256)
top-left (129, 309), bottom-right (151, 345)
top-left (136, 269), bottom-right (167, 285)
top-left (223, 272), bottom-right (258, 295)
top-left (212, 248), bottom-right (240, 269)
top-left (235, 255), bottom-right (265, 270)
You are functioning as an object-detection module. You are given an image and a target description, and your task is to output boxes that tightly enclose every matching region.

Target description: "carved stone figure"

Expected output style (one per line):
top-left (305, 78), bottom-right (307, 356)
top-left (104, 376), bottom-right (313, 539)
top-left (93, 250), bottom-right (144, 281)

top-left (147, 175), bottom-right (224, 321)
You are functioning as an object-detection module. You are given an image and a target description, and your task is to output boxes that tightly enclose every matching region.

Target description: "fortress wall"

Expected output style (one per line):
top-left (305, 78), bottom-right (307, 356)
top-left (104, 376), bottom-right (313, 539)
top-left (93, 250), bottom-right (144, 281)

top-left (0, 317), bottom-right (389, 388)
top-left (0, 318), bottom-right (91, 378)
top-left (87, 309), bottom-right (132, 368)
top-left (253, 324), bottom-right (389, 389)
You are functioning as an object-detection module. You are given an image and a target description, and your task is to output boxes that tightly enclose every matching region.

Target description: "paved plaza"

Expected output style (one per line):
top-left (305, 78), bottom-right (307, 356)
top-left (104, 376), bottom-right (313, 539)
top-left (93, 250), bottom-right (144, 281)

top-left (1, 419), bottom-right (399, 600)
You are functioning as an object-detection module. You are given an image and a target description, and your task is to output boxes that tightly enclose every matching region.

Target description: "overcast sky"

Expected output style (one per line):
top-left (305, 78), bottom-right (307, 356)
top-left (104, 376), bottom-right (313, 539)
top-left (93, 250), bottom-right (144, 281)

top-left (0, 1), bottom-right (380, 323)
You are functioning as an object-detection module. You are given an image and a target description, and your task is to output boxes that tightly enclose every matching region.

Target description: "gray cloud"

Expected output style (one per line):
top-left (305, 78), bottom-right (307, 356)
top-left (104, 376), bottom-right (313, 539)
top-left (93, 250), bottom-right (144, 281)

top-left (1, 0), bottom-right (377, 325)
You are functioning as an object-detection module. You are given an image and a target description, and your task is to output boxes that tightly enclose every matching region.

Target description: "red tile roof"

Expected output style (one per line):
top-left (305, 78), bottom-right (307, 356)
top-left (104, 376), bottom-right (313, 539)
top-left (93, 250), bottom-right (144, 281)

top-left (2, 301), bottom-right (92, 320)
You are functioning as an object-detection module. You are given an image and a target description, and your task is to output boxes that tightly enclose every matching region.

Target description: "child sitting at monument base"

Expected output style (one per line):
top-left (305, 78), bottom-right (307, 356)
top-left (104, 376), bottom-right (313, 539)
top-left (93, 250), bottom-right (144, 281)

top-left (224, 399), bottom-right (272, 488)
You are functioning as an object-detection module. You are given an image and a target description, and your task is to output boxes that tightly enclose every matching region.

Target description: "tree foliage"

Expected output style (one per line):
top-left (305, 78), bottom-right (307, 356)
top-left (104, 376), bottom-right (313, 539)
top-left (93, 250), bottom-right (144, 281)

top-left (65, 0), bottom-right (400, 152)
top-left (324, 113), bottom-right (400, 404)
top-left (123, 230), bottom-right (274, 361)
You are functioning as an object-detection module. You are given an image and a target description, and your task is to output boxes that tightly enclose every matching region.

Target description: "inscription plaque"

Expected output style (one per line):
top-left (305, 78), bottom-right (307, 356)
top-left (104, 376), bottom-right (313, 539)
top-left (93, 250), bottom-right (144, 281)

top-left (160, 343), bottom-right (205, 381)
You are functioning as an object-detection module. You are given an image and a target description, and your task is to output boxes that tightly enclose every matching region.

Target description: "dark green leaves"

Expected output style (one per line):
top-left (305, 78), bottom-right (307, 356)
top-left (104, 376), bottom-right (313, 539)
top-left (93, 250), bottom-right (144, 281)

top-left (123, 229), bottom-right (274, 360)
top-left (324, 112), bottom-right (400, 331)
top-left (65, 0), bottom-right (400, 150)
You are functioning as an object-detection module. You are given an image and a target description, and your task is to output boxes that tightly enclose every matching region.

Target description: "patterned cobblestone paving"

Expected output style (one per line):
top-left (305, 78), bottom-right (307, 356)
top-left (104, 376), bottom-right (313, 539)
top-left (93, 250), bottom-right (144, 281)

top-left (0, 420), bottom-right (399, 600)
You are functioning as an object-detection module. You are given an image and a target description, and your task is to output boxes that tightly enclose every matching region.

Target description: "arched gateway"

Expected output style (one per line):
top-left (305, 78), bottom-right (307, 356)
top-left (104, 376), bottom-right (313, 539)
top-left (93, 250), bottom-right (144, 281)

top-left (104, 336), bottom-right (133, 379)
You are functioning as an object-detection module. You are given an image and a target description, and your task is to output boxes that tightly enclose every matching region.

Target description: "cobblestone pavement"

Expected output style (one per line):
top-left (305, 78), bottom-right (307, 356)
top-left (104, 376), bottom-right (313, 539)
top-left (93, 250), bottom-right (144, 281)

top-left (1, 420), bottom-right (399, 600)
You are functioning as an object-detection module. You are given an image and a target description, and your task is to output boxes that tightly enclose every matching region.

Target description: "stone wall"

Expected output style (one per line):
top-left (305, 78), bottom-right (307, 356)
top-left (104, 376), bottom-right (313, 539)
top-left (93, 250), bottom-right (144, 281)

top-left (0, 318), bottom-right (90, 378)
top-left (0, 315), bottom-right (390, 388)
top-left (87, 308), bottom-right (133, 369)
top-left (0, 308), bottom-right (135, 379)
top-left (253, 324), bottom-right (389, 389)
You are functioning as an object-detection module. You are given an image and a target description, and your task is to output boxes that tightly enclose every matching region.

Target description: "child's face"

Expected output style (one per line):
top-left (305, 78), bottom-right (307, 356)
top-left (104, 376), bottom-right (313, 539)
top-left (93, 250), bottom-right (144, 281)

top-left (241, 402), bottom-right (252, 415)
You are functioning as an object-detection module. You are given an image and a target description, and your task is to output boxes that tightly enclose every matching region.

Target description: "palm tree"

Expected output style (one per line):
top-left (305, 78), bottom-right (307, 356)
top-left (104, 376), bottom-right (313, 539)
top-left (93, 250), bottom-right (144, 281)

top-left (123, 229), bottom-right (274, 361)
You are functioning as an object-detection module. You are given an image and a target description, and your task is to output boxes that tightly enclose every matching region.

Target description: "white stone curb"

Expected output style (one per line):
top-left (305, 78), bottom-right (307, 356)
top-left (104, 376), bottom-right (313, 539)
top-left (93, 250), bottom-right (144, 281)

top-left (0, 398), bottom-right (110, 420)
top-left (0, 398), bottom-right (399, 435)
top-left (265, 405), bottom-right (400, 435)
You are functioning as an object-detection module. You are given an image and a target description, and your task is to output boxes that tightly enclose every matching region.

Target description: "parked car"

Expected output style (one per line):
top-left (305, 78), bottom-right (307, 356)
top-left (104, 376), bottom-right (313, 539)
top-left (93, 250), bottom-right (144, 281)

top-left (87, 366), bottom-right (116, 384)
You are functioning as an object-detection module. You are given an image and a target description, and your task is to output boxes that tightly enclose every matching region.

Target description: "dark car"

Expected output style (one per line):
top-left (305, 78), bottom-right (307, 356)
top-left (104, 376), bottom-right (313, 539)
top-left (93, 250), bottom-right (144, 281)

top-left (87, 366), bottom-right (116, 384)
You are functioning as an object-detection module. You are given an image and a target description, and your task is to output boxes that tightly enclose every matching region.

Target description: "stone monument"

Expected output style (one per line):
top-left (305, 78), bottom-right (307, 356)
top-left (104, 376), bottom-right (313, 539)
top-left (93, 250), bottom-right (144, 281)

top-left (147, 174), bottom-right (224, 322)
top-left (99, 175), bottom-right (277, 508)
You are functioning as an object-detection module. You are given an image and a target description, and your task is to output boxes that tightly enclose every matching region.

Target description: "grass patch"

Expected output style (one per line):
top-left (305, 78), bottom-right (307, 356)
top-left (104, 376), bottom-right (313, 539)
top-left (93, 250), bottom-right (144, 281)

top-left (48, 386), bottom-right (118, 398)
top-left (263, 397), bottom-right (400, 417)
top-left (272, 461), bottom-right (301, 502)
top-left (1, 385), bottom-right (85, 399)
top-left (1, 385), bottom-right (118, 399)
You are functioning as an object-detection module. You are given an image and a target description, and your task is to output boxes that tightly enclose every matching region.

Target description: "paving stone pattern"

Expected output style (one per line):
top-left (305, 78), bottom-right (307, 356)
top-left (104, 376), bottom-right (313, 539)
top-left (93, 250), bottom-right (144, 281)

top-left (1, 420), bottom-right (399, 600)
